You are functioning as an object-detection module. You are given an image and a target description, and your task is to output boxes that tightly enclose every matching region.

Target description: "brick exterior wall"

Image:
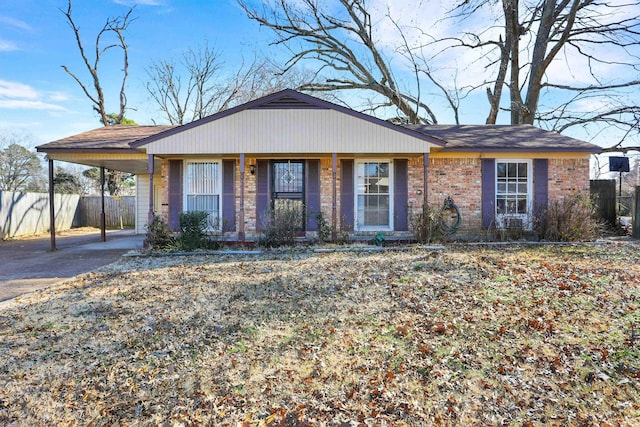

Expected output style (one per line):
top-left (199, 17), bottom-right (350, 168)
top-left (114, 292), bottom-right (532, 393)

top-left (427, 157), bottom-right (483, 234)
top-left (242, 157), bottom-right (257, 235)
top-left (548, 158), bottom-right (590, 201)
top-left (159, 159), bottom-right (170, 221)
top-left (319, 158), bottom-right (338, 230)
top-left (154, 155), bottom-right (591, 240)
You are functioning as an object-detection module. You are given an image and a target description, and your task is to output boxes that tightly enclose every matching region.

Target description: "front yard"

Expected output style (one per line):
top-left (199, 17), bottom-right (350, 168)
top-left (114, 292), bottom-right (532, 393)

top-left (1, 243), bottom-right (639, 426)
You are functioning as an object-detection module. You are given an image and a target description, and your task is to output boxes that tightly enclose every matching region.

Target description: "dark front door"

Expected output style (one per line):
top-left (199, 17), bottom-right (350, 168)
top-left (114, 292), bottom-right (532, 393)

top-left (272, 160), bottom-right (305, 230)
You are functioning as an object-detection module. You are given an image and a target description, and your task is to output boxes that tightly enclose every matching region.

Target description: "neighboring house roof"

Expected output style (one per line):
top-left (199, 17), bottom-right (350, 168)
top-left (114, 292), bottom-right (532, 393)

top-left (406, 124), bottom-right (602, 153)
top-left (37, 125), bottom-right (175, 153)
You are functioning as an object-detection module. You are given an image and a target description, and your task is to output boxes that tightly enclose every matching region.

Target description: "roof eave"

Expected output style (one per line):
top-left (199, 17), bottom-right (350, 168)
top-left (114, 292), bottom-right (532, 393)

top-left (36, 147), bottom-right (143, 154)
top-left (436, 147), bottom-right (602, 154)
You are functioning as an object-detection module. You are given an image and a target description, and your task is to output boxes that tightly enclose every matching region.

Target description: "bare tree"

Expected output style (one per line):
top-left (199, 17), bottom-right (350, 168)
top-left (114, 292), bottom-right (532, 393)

top-left (60, 0), bottom-right (134, 126)
top-left (146, 46), bottom-right (314, 124)
top-left (239, 0), bottom-right (443, 124)
top-left (449, 0), bottom-right (640, 151)
top-left (146, 43), bottom-right (224, 125)
top-left (60, 0), bottom-right (135, 195)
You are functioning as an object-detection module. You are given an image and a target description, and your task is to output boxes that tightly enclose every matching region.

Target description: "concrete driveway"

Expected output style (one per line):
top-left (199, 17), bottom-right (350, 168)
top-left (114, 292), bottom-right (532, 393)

top-left (0, 228), bottom-right (144, 302)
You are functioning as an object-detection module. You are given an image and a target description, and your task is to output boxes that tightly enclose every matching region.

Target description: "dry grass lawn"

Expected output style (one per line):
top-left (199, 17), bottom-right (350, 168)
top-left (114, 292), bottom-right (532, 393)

top-left (1, 243), bottom-right (639, 426)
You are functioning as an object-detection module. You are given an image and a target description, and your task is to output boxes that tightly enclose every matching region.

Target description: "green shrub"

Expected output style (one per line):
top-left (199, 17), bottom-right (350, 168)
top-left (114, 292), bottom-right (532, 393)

top-left (536, 192), bottom-right (600, 241)
top-left (177, 211), bottom-right (220, 251)
top-left (144, 215), bottom-right (174, 251)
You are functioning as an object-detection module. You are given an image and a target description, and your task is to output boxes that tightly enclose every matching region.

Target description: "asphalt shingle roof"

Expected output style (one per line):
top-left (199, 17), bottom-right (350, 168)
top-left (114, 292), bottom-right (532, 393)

top-left (405, 124), bottom-right (601, 153)
top-left (37, 125), bottom-right (175, 152)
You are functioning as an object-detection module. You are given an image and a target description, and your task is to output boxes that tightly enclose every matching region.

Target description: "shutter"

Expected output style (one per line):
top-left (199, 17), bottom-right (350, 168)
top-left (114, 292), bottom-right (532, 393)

top-left (534, 159), bottom-right (549, 215)
top-left (255, 160), bottom-right (270, 231)
top-left (394, 159), bottom-right (408, 231)
top-left (168, 160), bottom-right (183, 231)
top-left (306, 159), bottom-right (321, 231)
top-left (340, 159), bottom-right (354, 230)
top-left (222, 159), bottom-right (236, 232)
top-left (481, 158), bottom-right (495, 229)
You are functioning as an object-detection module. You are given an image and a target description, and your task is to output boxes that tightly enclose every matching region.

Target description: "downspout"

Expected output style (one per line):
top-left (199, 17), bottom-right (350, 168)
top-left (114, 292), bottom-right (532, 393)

top-left (423, 153), bottom-right (429, 205)
top-left (48, 158), bottom-right (56, 251)
top-left (100, 167), bottom-right (106, 242)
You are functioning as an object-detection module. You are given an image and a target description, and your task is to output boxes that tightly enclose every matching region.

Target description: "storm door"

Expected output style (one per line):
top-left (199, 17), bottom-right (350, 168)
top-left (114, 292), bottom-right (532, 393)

top-left (272, 160), bottom-right (305, 230)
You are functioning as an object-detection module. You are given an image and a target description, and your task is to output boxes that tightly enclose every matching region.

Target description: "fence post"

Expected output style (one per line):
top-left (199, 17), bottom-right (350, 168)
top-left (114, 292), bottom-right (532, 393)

top-left (48, 158), bottom-right (57, 251)
top-left (633, 186), bottom-right (640, 239)
top-left (100, 167), bottom-right (106, 242)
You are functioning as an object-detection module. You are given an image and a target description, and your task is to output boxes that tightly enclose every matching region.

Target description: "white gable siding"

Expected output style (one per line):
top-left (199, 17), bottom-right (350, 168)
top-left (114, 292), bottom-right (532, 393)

top-left (144, 110), bottom-right (435, 155)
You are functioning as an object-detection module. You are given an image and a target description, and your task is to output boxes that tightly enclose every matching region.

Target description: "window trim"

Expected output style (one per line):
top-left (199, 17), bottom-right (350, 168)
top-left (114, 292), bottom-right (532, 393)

top-left (183, 159), bottom-right (223, 231)
top-left (495, 159), bottom-right (533, 229)
top-left (354, 159), bottom-right (394, 232)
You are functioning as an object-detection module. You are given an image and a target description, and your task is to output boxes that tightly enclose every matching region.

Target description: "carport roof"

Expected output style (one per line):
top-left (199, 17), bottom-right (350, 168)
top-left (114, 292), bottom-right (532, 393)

top-left (36, 125), bottom-right (175, 153)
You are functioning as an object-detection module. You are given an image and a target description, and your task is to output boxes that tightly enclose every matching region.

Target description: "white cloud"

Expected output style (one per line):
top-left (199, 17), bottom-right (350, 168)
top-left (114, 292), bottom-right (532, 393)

top-left (0, 99), bottom-right (67, 111)
top-left (0, 80), bottom-right (69, 112)
top-left (0, 80), bottom-right (38, 99)
top-left (0, 15), bottom-right (32, 32)
top-left (0, 39), bottom-right (18, 52)
top-left (47, 91), bottom-right (70, 102)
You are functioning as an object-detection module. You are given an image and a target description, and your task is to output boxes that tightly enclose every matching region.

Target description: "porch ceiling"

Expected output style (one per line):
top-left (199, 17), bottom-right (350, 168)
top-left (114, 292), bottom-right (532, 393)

top-left (45, 151), bottom-right (161, 175)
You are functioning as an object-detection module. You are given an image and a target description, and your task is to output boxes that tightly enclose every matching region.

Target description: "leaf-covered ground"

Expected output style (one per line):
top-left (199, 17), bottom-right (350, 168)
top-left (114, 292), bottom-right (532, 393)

top-left (1, 243), bottom-right (639, 426)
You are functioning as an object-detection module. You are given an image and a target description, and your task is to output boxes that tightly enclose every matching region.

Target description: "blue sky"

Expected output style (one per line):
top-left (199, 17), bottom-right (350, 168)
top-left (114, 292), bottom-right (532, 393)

top-left (0, 0), bottom-right (276, 145)
top-left (0, 0), bottom-right (638, 163)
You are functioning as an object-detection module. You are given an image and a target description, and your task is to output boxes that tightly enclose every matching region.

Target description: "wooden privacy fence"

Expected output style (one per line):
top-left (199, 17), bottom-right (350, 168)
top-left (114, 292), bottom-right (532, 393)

top-left (0, 192), bottom-right (136, 239)
top-left (77, 196), bottom-right (135, 229)
top-left (590, 179), bottom-right (616, 227)
top-left (0, 191), bottom-right (79, 239)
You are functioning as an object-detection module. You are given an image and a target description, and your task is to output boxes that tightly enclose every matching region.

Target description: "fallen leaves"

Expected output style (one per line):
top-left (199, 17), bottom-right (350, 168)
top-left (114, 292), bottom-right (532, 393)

top-left (0, 243), bottom-right (639, 425)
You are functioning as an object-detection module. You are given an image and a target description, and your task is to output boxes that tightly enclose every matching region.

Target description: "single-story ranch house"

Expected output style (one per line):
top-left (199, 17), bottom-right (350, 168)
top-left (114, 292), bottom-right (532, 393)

top-left (37, 89), bottom-right (601, 241)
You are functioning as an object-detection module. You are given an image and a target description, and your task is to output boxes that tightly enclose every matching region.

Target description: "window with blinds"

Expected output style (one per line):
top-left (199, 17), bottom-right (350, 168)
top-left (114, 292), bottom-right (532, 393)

top-left (355, 161), bottom-right (393, 230)
top-left (185, 161), bottom-right (221, 229)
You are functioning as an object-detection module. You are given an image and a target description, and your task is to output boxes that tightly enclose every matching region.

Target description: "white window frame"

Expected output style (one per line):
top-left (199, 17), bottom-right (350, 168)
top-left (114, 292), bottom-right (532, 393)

top-left (354, 159), bottom-right (394, 232)
top-left (183, 159), bottom-right (222, 231)
top-left (495, 159), bottom-right (533, 230)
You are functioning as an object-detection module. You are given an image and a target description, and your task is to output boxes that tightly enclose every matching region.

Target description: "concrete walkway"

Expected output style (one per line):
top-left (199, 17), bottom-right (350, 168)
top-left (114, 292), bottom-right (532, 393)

top-left (0, 228), bottom-right (144, 302)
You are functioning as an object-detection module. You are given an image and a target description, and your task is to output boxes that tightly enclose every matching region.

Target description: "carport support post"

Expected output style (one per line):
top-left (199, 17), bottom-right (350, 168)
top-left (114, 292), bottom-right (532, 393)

top-left (100, 167), bottom-right (106, 242)
top-left (48, 158), bottom-right (56, 251)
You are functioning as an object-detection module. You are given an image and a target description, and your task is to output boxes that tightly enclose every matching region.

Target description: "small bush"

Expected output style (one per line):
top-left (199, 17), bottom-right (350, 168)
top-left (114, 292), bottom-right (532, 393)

top-left (337, 214), bottom-right (353, 243)
top-left (177, 211), bottom-right (221, 251)
top-left (314, 210), bottom-right (332, 243)
top-left (259, 202), bottom-right (304, 247)
top-left (144, 215), bottom-right (174, 250)
top-left (536, 192), bottom-right (600, 241)
top-left (410, 202), bottom-right (446, 244)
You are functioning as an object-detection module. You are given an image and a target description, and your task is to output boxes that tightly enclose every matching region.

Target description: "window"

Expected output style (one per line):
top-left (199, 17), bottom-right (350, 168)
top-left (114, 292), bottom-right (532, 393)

top-left (184, 161), bottom-right (221, 229)
top-left (496, 160), bottom-right (531, 227)
top-left (355, 161), bottom-right (393, 230)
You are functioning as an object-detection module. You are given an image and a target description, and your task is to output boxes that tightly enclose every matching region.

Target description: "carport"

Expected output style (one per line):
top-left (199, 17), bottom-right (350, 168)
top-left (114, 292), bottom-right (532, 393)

top-left (36, 125), bottom-right (173, 250)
